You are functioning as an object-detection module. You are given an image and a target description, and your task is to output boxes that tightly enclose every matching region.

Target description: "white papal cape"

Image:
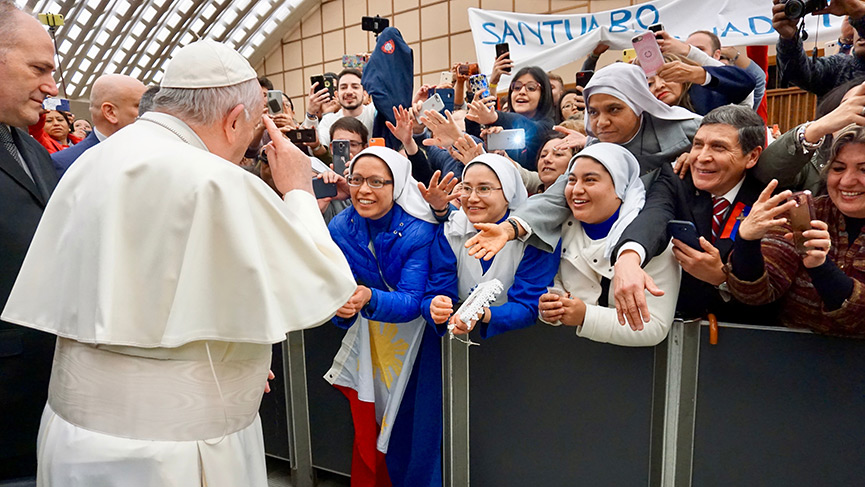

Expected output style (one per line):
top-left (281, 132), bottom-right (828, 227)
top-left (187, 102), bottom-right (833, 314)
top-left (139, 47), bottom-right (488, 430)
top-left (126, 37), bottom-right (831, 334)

top-left (1, 112), bottom-right (356, 487)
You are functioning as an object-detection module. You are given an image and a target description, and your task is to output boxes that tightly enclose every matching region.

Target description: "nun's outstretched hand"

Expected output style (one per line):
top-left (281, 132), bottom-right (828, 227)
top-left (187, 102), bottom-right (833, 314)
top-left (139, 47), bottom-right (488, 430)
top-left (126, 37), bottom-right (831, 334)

top-left (466, 221), bottom-right (518, 261)
top-left (419, 170), bottom-right (460, 212)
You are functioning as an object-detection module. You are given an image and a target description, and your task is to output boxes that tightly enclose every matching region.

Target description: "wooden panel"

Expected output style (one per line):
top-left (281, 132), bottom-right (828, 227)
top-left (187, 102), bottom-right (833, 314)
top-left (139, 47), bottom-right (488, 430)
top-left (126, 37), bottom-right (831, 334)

top-left (766, 87), bottom-right (816, 133)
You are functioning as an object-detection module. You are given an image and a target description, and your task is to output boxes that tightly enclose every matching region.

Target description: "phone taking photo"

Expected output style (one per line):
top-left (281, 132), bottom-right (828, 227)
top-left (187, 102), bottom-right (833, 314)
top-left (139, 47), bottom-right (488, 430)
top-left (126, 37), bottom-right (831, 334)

top-left (632, 33), bottom-right (664, 77)
top-left (417, 93), bottom-right (445, 122)
top-left (266, 90), bottom-right (284, 116)
top-left (668, 220), bottom-right (702, 251)
top-left (331, 139), bottom-right (351, 176)
top-left (310, 75), bottom-right (335, 99)
top-left (787, 190), bottom-right (815, 255)
top-left (312, 177), bottom-right (337, 199)
top-left (286, 128), bottom-right (316, 144)
top-left (495, 42), bottom-right (511, 73)
top-left (487, 129), bottom-right (526, 151)
top-left (575, 70), bottom-right (594, 89)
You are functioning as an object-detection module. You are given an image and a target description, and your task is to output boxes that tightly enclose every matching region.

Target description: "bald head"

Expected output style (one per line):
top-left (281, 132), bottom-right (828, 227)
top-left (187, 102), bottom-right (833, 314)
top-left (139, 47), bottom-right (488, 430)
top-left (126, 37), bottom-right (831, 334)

top-left (0, 6), bottom-right (59, 126)
top-left (89, 74), bottom-right (146, 136)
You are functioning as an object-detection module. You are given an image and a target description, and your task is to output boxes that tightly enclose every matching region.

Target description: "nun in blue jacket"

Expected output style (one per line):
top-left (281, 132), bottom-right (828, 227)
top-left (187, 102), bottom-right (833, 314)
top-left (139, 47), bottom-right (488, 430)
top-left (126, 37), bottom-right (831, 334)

top-left (421, 153), bottom-right (561, 338)
top-left (325, 146), bottom-right (441, 486)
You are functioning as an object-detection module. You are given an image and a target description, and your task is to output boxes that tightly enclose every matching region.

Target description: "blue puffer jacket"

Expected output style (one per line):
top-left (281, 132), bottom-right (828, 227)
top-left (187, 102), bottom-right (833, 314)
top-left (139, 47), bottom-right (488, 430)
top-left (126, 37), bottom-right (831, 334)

top-left (328, 204), bottom-right (435, 328)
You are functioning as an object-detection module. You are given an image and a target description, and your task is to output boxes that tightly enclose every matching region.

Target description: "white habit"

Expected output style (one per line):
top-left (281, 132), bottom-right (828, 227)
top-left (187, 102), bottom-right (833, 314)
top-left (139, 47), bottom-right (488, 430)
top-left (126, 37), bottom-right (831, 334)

top-left (1, 111), bottom-right (356, 487)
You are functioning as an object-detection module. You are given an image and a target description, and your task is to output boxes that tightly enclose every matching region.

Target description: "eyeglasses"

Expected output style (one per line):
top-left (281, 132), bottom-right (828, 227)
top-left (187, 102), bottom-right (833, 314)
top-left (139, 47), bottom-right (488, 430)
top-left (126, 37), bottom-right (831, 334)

top-left (347, 175), bottom-right (393, 189)
top-left (561, 103), bottom-right (576, 111)
top-left (511, 81), bottom-right (541, 93)
top-left (459, 185), bottom-right (503, 197)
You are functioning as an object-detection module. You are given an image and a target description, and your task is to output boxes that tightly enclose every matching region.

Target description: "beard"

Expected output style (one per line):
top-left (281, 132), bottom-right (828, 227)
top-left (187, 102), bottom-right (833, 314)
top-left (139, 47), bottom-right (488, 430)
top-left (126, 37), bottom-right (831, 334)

top-left (340, 97), bottom-right (362, 110)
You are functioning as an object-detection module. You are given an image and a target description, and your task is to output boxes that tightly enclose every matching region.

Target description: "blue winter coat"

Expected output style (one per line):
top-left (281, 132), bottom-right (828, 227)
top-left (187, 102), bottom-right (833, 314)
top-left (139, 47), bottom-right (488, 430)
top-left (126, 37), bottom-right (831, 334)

top-left (328, 203), bottom-right (436, 328)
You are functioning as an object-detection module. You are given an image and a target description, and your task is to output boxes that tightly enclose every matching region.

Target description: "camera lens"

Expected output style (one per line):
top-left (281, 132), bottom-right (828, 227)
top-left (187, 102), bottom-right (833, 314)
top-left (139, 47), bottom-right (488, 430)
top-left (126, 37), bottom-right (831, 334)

top-left (784, 0), bottom-right (805, 19)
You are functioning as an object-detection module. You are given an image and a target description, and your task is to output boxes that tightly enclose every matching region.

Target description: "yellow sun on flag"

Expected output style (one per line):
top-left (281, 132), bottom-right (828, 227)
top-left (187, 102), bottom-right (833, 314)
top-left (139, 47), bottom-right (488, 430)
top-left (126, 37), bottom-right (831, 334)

top-left (368, 320), bottom-right (409, 389)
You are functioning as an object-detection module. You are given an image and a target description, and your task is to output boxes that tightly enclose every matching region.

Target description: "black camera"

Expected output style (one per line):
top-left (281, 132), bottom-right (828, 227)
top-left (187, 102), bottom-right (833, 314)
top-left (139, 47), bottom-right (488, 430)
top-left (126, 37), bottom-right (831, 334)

top-left (783, 0), bottom-right (828, 20)
top-left (361, 15), bottom-right (389, 34)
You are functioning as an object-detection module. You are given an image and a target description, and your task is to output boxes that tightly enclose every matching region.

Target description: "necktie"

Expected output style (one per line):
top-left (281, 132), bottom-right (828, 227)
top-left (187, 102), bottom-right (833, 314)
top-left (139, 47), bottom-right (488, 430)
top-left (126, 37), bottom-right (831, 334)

top-left (0, 124), bottom-right (33, 181)
top-left (712, 196), bottom-right (730, 242)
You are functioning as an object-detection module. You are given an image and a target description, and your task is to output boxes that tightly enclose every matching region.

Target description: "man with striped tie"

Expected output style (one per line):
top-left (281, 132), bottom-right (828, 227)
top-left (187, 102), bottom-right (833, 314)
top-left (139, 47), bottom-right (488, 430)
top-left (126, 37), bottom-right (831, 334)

top-left (612, 105), bottom-right (780, 326)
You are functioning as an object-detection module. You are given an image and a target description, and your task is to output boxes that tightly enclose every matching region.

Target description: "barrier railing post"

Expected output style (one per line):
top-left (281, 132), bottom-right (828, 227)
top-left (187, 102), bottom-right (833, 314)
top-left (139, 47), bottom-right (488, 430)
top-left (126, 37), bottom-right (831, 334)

top-left (284, 330), bottom-right (314, 487)
top-left (653, 319), bottom-right (701, 487)
top-left (442, 336), bottom-right (471, 487)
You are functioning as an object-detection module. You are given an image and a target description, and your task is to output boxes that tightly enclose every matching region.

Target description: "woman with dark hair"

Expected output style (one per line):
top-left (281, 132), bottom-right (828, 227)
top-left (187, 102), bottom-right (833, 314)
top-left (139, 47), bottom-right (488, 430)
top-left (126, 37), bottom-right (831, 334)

top-left (727, 124), bottom-right (865, 337)
top-left (558, 88), bottom-right (583, 122)
top-left (465, 66), bottom-right (556, 170)
top-left (29, 110), bottom-right (82, 154)
top-left (326, 147), bottom-right (442, 486)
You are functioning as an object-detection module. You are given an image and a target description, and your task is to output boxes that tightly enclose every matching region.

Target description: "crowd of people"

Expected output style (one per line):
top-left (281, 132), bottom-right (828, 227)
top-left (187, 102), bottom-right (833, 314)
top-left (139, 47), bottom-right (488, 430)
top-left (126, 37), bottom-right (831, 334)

top-left (3, 0), bottom-right (865, 485)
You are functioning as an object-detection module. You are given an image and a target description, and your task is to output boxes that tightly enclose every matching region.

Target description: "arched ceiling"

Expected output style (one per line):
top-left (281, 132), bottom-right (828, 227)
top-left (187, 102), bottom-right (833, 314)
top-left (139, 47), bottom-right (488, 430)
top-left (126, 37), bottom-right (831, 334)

top-left (19, 0), bottom-right (317, 100)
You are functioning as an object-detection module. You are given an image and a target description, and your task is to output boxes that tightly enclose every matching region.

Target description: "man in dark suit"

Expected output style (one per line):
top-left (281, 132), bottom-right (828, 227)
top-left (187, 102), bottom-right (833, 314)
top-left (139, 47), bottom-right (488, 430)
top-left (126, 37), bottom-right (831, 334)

top-left (51, 73), bottom-right (146, 177)
top-left (0, 2), bottom-right (61, 480)
top-left (613, 105), bottom-right (778, 327)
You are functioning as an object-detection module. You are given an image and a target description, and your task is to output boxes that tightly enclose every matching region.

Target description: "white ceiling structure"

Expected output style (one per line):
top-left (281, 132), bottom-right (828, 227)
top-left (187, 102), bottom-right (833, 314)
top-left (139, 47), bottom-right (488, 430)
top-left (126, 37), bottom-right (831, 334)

top-left (19, 0), bottom-right (317, 100)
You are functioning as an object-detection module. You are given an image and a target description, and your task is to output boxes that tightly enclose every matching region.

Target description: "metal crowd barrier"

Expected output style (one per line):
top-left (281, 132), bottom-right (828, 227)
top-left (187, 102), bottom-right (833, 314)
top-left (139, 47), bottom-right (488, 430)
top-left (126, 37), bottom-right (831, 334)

top-left (260, 320), bottom-right (865, 486)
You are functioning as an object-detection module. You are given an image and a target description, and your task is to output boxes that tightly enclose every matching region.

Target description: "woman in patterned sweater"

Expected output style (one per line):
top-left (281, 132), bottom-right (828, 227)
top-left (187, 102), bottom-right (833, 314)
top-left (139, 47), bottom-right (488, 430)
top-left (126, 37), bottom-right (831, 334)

top-left (726, 124), bottom-right (865, 338)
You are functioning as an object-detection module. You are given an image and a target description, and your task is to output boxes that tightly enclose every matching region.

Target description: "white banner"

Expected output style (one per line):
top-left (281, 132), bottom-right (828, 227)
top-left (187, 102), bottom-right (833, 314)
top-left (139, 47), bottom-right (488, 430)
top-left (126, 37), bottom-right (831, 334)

top-left (469, 1), bottom-right (842, 81)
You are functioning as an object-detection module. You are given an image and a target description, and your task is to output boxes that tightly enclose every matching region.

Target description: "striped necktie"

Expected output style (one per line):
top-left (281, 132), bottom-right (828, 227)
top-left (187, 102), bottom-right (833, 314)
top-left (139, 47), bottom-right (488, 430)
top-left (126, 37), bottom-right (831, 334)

top-left (0, 124), bottom-right (33, 181)
top-left (712, 196), bottom-right (730, 242)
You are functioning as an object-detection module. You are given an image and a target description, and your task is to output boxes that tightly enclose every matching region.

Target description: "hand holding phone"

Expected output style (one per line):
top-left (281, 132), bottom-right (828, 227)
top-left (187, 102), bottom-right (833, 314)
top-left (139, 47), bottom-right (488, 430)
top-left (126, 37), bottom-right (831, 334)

top-left (495, 42), bottom-right (511, 74)
top-left (787, 191), bottom-right (815, 255)
top-left (668, 220), bottom-right (702, 251)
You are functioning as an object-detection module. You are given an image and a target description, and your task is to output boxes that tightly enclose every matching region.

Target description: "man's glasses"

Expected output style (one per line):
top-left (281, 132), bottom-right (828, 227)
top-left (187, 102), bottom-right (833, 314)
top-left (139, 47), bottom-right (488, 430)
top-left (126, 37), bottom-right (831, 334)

top-left (512, 81), bottom-right (541, 93)
top-left (459, 185), bottom-right (502, 197)
top-left (347, 175), bottom-right (393, 189)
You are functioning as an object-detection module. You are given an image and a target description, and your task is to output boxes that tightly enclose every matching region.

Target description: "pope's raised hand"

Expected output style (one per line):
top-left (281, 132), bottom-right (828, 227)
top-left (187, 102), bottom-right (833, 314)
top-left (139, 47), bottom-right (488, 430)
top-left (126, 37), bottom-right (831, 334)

top-left (262, 115), bottom-right (313, 196)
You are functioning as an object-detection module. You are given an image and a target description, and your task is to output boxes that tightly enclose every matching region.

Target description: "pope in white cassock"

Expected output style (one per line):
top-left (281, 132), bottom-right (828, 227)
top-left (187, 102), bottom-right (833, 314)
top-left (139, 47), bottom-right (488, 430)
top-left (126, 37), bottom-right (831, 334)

top-left (1, 40), bottom-right (356, 486)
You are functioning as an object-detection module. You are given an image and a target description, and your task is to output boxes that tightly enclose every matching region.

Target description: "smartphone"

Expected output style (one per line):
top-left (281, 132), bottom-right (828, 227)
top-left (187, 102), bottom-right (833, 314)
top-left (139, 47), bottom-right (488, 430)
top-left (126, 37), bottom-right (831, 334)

top-left (310, 75), bottom-right (335, 98)
top-left (361, 15), bottom-right (389, 33)
top-left (787, 190), bottom-right (815, 254)
top-left (457, 63), bottom-right (480, 76)
top-left (331, 139), bottom-right (351, 175)
top-left (632, 33), bottom-right (664, 77)
top-left (369, 137), bottom-right (385, 147)
top-left (43, 97), bottom-right (70, 112)
top-left (622, 48), bottom-right (637, 63)
top-left (266, 90), bottom-right (284, 115)
top-left (417, 93), bottom-right (445, 122)
top-left (312, 177), bottom-right (338, 199)
top-left (668, 220), bottom-right (702, 251)
top-left (575, 70), bottom-right (594, 89)
top-left (648, 23), bottom-right (665, 33)
top-left (468, 73), bottom-right (491, 99)
top-left (286, 128), bottom-right (317, 144)
top-left (342, 54), bottom-right (367, 69)
top-left (433, 88), bottom-right (455, 112)
top-left (487, 129), bottom-right (526, 151)
top-left (495, 42), bottom-right (511, 73)
top-left (440, 71), bottom-right (454, 85)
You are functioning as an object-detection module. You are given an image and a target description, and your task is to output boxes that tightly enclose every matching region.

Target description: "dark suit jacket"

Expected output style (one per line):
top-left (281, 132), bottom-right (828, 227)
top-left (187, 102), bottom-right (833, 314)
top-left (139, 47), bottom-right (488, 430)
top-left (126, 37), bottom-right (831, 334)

top-left (689, 65), bottom-right (756, 116)
top-left (614, 164), bottom-right (778, 323)
top-left (0, 126), bottom-right (58, 478)
top-left (51, 129), bottom-right (100, 178)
